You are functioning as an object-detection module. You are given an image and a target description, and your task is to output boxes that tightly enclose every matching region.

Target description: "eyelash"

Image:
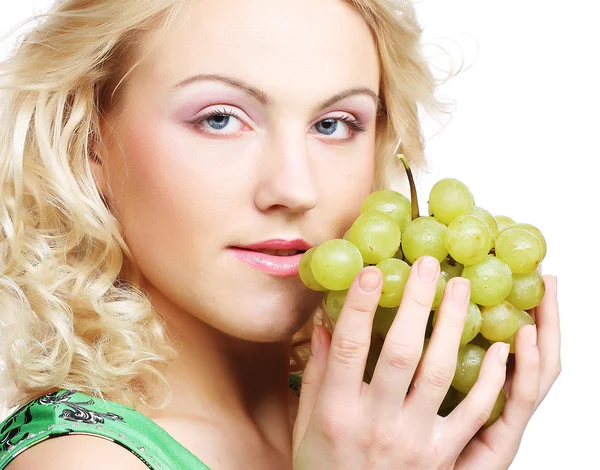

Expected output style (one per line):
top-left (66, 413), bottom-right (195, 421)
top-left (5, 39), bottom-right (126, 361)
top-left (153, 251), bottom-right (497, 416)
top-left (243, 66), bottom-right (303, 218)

top-left (192, 108), bottom-right (368, 136)
top-left (327, 115), bottom-right (367, 134)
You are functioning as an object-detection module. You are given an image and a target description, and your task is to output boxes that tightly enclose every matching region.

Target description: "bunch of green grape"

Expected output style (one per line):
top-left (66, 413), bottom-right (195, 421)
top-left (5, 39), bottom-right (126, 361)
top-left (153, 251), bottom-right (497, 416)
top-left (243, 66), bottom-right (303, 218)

top-left (299, 159), bottom-right (546, 427)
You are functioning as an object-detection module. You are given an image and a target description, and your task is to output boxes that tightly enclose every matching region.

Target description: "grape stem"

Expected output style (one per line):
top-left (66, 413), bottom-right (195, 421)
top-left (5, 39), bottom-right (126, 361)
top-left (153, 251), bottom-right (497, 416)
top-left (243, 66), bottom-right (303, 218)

top-left (398, 154), bottom-right (420, 220)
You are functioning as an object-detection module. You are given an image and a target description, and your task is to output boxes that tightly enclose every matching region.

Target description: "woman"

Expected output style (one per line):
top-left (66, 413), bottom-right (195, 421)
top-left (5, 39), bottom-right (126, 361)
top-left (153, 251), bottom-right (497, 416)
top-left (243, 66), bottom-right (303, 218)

top-left (0, 0), bottom-right (560, 468)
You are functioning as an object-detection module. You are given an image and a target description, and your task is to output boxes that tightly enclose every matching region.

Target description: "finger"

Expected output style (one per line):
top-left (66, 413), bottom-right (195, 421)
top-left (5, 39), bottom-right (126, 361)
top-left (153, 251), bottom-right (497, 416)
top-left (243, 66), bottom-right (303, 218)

top-left (405, 277), bottom-right (470, 425)
top-left (293, 326), bottom-right (331, 452)
top-left (497, 324), bottom-right (540, 431)
top-left (365, 256), bottom-right (439, 417)
top-left (319, 267), bottom-right (382, 405)
top-left (532, 275), bottom-right (561, 407)
top-left (443, 341), bottom-right (509, 454)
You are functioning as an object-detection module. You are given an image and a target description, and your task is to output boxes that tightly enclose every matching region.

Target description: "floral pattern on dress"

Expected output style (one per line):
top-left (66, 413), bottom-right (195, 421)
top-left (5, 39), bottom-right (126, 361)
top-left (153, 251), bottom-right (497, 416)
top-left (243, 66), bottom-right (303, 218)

top-left (0, 390), bottom-right (124, 452)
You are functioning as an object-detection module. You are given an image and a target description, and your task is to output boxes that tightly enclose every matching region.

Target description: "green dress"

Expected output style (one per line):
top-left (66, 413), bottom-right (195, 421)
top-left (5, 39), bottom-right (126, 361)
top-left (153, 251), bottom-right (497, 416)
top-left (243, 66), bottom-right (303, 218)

top-left (0, 374), bottom-right (303, 469)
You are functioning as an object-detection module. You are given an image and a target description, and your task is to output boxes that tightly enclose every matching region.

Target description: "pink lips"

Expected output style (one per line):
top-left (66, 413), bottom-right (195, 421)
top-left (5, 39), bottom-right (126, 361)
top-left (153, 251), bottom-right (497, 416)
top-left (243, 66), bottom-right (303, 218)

top-left (229, 239), bottom-right (311, 277)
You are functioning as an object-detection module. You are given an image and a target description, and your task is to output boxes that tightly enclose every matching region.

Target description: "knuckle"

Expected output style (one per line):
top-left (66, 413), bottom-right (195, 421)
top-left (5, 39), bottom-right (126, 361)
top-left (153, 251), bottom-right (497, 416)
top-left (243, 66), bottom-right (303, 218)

top-left (383, 342), bottom-right (421, 372)
top-left (331, 336), bottom-right (368, 366)
top-left (406, 294), bottom-right (433, 311)
top-left (422, 362), bottom-right (455, 390)
top-left (555, 359), bottom-right (562, 379)
top-left (348, 299), bottom-right (376, 316)
top-left (519, 388), bottom-right (539, 409)
top-left (473, 405), bottom-right (493, 429)
top-left (359, 426), bottom-right (390, 453)
top-left (398, 437), bottom-right (425, 465)
top-left (319, 412), bottom-right (346, 442)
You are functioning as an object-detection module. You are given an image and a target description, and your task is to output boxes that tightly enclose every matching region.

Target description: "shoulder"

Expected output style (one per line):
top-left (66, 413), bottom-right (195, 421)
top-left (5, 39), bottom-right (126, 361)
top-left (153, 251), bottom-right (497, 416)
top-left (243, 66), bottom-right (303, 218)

top-left (5, 434), bottom-right (150, 470)
top-left (0, 390), bottom-right (160, 470)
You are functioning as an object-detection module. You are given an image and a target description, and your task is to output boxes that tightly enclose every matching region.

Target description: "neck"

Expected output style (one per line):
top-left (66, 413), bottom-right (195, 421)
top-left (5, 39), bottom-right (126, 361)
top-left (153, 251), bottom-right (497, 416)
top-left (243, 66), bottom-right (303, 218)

top-left (139, 280), bottom-right (297, 452)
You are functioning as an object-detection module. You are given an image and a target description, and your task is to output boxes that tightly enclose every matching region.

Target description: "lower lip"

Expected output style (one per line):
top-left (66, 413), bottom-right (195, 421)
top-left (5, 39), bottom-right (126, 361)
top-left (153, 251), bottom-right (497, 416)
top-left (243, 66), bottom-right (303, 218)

top-left (229, 248), bottom-right (303, 277)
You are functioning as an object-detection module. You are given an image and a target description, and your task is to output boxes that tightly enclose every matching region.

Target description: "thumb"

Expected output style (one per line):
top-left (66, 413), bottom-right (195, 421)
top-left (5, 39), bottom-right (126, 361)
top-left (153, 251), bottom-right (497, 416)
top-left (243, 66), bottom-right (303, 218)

top-left (292, 325), bottom-right (331, 452)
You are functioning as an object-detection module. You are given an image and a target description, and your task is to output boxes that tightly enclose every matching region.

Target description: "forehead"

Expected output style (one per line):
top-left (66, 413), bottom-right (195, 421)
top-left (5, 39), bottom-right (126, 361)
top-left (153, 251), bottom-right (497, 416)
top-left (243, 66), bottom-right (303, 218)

top-left (134, 0), bottom-right (380, 100)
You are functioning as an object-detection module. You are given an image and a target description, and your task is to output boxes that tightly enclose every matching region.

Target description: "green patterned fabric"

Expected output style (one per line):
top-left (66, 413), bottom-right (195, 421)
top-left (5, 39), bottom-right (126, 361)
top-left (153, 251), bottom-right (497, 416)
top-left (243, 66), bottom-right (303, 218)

top-left (0, 374), bottom-right (303, 469)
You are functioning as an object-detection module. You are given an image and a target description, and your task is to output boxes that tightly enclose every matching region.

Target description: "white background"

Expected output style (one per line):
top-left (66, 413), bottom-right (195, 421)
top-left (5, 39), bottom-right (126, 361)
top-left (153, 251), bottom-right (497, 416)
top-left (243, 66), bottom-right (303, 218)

top-left (1, 0), bottom-right (597, 467)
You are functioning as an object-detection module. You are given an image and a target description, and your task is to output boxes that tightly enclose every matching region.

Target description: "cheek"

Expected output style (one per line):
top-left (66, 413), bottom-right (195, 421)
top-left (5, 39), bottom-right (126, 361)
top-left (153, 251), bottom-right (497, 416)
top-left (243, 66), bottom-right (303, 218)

top-left (316, 139), bottom-right (376, 237)
top-left (106, 120), bottom-right (226, 277)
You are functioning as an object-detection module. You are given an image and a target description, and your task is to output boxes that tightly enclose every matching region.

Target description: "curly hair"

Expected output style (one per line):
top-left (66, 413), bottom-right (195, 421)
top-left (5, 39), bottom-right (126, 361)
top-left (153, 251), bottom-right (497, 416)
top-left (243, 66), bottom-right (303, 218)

top-left (0, 0), bottom-right (453, 410)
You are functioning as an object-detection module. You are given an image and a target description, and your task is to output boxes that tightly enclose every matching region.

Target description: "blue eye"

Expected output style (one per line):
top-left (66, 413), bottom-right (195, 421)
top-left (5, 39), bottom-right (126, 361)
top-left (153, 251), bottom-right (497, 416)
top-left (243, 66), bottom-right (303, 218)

top-left (312, 116), bottom-right (366, 139)
top-left (195, 111), bottom-right (245, 134)
top-left (315, 119), bottom-right (339, 136)
top-left (206, 114), bottom-right (230, 130)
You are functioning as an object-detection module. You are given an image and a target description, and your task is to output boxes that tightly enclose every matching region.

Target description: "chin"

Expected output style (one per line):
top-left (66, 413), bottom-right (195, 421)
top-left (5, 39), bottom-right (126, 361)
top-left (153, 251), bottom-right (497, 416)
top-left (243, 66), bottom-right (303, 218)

top-left (216, 289), bottom-right (323, 342)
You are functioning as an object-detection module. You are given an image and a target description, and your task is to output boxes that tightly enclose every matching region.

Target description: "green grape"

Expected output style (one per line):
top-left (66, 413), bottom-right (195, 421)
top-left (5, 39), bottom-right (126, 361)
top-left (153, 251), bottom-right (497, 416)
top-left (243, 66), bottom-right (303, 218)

top-left (445, 215), bottom-right (493, 266)
top-left (424, 311), bottom-right (435, 339)
top-left (431, 275), bottom-right (446, 311)
top-left (484, 390), bottom-right (507, 427)
top-left (495, 227), bottom-right (543, 274)
top-left (438, 387), bottom-right (466, 417)
top-left (311, 239), bottom-right (363, 291)
top-left (364, 334), bottom-right (384, 384)
top-left (428, 178), bottom-right (475, 225)
top-left (461, 255), bottom-right (512, 306)
top-left (480, 301), bottom-right (519, 342)
top-left (433, 300), bottom-right (482, 347)
top-left (349, 211), bottom-right (401, 265)
top-left (372, 305), bottom-right (398, 339)
top-left (361, 189), bottom-right (412, 232)
top-left (452, 344), bottom-right (486, 393)
top-left (470, 206), bottom-right (500, 243)
top-left (440, 258), bottom-right (463, 281)
top-left (394, 245), bottom-right (404, 260)
top-left (504, 308), bottom-right (535, 353)
top-left (422, 337), bottom-right (430, 355)
top-left (401, 216), bottom-right (448, 264)
top-left (325, 289), bottom-right (348, 323)
top-left (495, 215), bottom-right (516, 232)
top-left (505, 270), bottom-right (545, 310)
top-left (470, 333), bottom-right (491, 350)
top-left (376, 258), bottom-right (411, 308)
top-left (298, 247), bottom-right (328, 291)
top-left (343, 229), bottom-right (351, 241)
top-left (461, 301), bottom-right (483, 346)
top-left (509, 222), bottom-right (547, 261)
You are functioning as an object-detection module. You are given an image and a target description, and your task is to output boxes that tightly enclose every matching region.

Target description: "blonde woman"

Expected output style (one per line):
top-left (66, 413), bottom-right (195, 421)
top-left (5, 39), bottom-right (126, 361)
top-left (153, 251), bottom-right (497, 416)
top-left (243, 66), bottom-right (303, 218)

top-left (0, 0), bottom-right (561, 469)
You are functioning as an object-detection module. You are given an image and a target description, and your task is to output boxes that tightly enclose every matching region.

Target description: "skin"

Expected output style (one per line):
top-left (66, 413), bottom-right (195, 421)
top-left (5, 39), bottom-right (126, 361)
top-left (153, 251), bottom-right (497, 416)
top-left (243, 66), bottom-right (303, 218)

top-left (8, 0), bottom-right (561, 469)
top-left (99, 0), bottom-right (377, 467)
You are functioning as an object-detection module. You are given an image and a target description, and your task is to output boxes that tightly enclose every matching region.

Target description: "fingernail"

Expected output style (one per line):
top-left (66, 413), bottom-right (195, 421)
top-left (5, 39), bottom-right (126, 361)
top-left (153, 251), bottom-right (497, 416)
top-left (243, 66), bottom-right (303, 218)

top-left (498, 343), bottom-right (510, 364)
top-left (311, 327), bottom-right (321, 356)
top-left (417, 256), bottom-right (439, 283)
top-left (359, 268), bottom-right (381, 293)
top-left (552, 276), bottom-right (558, 299)
top-left (451, 278), bottom-right (470, 305)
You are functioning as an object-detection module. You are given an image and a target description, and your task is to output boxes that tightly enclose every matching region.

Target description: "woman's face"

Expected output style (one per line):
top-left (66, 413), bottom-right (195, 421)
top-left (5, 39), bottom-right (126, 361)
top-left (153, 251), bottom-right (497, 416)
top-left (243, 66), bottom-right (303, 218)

top-left (98, 0), bottom-right (380, 341)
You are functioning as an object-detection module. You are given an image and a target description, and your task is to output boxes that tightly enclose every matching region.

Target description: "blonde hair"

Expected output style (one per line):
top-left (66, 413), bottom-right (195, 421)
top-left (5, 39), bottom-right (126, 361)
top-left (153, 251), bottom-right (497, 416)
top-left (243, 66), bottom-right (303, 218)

top-left (0, 0), bottom-right (452, 409)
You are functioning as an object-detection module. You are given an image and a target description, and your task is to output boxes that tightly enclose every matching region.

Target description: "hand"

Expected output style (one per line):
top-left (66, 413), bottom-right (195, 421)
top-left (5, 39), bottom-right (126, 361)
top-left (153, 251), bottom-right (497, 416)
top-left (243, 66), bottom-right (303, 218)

top-left (454, 275), bottom-right (561, 469)
top-left (292, 256), bottom-right (519, 469)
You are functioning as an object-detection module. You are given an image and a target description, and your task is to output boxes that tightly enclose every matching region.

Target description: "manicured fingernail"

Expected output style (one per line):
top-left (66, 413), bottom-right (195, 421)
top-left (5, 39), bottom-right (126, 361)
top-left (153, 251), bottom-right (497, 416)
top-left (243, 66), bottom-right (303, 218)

top-left (417, 256), bottom-right (439, 283)
top-left (451, 278), bottom-right (470, 305)
top-left (498, 343), bottom-right (510, 364)
top-left (311, 327), bottom-right (321, 356)
top-left (359, 268), bottom-right (381, 293)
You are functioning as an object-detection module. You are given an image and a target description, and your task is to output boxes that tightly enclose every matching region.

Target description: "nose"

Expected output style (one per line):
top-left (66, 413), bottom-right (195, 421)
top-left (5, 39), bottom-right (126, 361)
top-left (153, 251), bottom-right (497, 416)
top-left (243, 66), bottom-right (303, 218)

top-left (254, 133), bottom-right (318, 214)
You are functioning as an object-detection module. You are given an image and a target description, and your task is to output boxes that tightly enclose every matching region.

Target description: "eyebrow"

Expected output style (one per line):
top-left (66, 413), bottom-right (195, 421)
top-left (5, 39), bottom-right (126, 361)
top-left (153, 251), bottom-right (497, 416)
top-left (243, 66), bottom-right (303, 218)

top-left (174, 73), bottom-right (381, 112)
